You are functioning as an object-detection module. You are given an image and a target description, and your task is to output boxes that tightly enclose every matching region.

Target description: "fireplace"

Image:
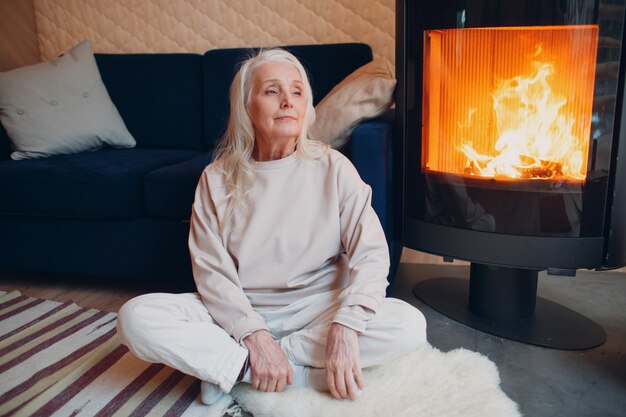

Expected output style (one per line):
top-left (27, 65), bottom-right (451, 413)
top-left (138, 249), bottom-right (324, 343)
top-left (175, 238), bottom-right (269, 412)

top-left (395, 0), bottom-right (626, 349)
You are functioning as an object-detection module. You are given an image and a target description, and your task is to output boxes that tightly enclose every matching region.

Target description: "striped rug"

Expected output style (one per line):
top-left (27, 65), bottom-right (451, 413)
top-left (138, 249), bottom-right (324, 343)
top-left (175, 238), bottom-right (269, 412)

top-left (1, 290), bottom-right (521, 417)
top-left (0, 291), bottom-right (226, 417)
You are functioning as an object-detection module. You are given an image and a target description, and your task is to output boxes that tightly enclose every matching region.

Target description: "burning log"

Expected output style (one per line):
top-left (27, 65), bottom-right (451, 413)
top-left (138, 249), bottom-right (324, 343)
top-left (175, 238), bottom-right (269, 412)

top-left (464, 158), bottom-right (566, 179)
top-left (519, 166), bottom-right (554, 178)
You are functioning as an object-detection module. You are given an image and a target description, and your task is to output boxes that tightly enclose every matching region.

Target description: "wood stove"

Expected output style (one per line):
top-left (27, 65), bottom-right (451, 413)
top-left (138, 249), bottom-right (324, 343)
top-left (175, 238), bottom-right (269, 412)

top-left (395, 0), bottom-right (626, 349)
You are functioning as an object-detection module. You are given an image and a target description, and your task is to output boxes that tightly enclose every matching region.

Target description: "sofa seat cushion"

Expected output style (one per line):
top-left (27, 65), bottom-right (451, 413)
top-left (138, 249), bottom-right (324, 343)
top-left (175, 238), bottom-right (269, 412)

top-left (0, 148), bottom-right (201, 219)
top-left (144, 153), bottom-right (214, 220)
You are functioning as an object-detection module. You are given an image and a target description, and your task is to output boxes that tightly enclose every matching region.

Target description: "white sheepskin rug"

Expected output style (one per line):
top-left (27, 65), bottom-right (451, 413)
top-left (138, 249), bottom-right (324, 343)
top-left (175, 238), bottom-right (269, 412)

top-left (229, 343), bottom-right (521, 417)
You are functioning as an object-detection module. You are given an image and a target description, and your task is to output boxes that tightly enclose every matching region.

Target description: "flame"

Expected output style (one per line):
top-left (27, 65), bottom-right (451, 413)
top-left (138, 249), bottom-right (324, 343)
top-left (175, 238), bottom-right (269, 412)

top-left (460, 61), bottom-right (586, 181)
top-left (422, 26), bottom-right (598, 183)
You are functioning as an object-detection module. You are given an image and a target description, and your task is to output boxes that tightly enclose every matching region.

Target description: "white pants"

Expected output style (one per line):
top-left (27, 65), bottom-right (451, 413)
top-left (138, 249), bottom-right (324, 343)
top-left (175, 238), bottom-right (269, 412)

top-left (117, 290), bottom-right (427, 393)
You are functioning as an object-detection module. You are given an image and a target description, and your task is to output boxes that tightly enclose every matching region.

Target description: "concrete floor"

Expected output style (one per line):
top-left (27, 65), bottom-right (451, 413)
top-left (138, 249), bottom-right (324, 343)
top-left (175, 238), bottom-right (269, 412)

top-left (390, 263), bottom-right (626, 417)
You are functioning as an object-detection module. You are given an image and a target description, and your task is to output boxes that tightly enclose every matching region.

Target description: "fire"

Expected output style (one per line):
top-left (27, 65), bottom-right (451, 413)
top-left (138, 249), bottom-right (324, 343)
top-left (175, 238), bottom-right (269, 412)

top-left (422, 26), bottom-right (598, 183)
top-left (460, 61), bottom-right (585, 181)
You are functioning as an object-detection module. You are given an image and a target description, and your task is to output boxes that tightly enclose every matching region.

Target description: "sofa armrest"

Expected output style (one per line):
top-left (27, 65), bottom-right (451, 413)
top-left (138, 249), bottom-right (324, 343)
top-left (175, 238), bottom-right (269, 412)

top-left (346, 111), bottom-right (402, 287)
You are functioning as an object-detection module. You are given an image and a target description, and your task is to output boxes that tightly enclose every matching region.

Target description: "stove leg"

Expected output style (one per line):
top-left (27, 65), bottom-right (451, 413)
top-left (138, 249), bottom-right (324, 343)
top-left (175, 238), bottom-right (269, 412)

top-left (413, 262), bottom-right (606, 350)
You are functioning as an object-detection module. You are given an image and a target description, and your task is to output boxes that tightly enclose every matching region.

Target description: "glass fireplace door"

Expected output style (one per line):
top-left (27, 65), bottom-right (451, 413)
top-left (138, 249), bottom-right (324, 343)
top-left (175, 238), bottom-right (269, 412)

top-left (420, 25), bottom-right (602, 237)
top-left (422, 26), bottom-right (598, 182)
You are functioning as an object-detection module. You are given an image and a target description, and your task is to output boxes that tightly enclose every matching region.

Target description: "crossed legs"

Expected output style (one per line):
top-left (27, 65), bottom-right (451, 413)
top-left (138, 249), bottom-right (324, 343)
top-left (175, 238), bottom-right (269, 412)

top-left (117, 292), bottom-right (427, 400)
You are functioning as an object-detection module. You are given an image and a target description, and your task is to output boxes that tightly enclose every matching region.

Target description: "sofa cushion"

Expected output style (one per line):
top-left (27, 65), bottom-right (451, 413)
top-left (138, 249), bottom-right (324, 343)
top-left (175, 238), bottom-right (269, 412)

top-left (0, 41), bottom-right (136, 160)
top-left (95, 53), bottom-right (205, 151)
top-left (144, 153), bottom-right (214, 220)
top-left (202, 43), bottom-right (373, 149)
top-left (0, 148), bottom-right (201, 219)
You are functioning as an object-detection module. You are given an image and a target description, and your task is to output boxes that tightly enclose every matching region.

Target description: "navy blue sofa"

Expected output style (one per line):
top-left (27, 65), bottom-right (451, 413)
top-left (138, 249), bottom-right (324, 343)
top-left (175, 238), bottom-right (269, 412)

top-left (0, 43), bottom-right (400, 290)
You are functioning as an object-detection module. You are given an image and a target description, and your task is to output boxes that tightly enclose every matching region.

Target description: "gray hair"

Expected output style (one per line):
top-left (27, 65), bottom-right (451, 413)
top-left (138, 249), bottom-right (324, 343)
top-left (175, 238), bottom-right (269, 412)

top-left (213, 48), bottom-right (328, 219)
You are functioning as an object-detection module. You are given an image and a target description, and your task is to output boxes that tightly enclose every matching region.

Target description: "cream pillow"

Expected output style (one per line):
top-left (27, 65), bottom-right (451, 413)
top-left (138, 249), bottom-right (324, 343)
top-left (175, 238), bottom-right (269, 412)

top-left (309, 59), bottom-right (396, 149)
top-left (0, 40), bottom-right (135, 160)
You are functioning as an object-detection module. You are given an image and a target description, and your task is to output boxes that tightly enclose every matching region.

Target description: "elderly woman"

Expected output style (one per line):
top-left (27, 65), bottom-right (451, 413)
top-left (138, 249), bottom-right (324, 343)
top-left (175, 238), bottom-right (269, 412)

top-left (117, 49), bottom-right (427, 405)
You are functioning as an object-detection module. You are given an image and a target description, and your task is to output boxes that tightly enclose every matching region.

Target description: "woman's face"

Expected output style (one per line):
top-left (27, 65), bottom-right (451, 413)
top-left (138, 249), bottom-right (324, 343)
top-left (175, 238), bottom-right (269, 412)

top-left (248, 60), bottom-right (306, 144)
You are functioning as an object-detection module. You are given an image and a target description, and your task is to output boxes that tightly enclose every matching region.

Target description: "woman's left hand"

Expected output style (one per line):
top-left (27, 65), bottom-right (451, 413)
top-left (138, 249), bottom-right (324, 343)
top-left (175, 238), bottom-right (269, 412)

top-left (325, 323), bottom-right (364, 400)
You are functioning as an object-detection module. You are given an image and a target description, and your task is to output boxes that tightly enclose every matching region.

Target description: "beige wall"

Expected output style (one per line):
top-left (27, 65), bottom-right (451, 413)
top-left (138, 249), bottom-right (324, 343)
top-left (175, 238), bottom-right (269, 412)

top-left (0, 0), bottom-right (40, 71)
top-left (31, 0), bottom-right (395, 64)
top-left (1, 0), bottom-right (395, 70)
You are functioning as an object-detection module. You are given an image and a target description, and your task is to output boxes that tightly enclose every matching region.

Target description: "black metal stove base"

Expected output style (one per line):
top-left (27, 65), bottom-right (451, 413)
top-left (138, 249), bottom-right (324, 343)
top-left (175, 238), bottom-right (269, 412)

top-left (413, 266), bottom-right (606, 350)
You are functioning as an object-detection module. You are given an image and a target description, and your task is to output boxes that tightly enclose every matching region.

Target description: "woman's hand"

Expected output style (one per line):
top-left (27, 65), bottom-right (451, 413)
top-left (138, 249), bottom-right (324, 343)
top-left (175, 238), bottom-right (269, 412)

top-left (325, 323), bottom-right (364, 400)
top-left (243, 330), bottom-right (293, 392)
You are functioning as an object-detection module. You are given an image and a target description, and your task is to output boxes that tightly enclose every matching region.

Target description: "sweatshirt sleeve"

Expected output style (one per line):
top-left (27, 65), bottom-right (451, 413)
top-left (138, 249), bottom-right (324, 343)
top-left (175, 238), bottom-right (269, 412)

top-left (189, 173), bottom-right (269, 343)
top-left (332, 157), bottom-right (390, 332)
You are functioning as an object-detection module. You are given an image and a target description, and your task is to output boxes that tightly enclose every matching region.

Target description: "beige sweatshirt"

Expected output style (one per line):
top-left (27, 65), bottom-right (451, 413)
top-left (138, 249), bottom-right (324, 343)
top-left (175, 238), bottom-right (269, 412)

top-left (189, 148), bottom-right (390, 342)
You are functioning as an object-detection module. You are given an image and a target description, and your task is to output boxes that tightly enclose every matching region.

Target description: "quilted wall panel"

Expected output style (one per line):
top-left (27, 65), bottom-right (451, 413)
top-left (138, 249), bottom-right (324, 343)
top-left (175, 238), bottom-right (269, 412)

top-left (34, 0), bottom-right (395, 65)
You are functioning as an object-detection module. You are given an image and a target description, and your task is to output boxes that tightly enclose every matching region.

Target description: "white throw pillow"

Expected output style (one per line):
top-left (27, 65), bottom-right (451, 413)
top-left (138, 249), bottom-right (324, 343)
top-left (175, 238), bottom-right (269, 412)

top-left (309, 59), bottom-right (396, 149)
top-left (0, 40), bottom-right (135, 160)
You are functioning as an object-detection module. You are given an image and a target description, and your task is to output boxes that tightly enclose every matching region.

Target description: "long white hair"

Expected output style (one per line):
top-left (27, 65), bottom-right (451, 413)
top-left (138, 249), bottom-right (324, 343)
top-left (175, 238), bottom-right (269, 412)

top-left (213, 48), bottom-right (328, 219)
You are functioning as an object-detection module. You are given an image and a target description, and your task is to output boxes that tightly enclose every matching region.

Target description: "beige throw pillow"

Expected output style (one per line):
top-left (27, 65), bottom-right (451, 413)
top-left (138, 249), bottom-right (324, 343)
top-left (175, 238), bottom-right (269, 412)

top-left (309, 59), bottom-right (396, 149)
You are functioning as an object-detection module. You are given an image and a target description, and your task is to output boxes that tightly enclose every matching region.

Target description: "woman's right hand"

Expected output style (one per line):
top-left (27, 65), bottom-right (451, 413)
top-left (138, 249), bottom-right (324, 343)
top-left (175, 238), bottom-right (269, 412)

top-left (242, 330), bottom-right (293, 392)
